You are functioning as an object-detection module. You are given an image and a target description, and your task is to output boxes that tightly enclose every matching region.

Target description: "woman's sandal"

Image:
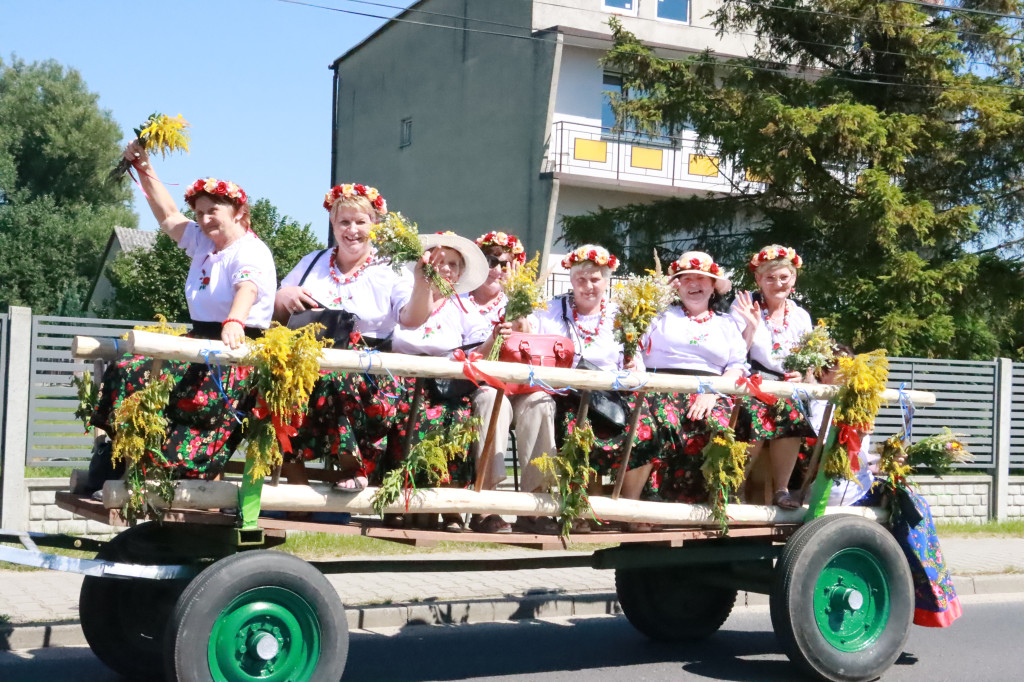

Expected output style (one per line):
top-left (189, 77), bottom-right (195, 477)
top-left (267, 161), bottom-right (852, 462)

top-left (441, 513), bottom-right (466, 533)
top-left (330, 475), bottom-right (367, 493)
top-left (469, 514), bottom-right (512, 534)
top-left (626, 522), bottom-right (657, 533)
top-left (772, 488), bottom-right (801, 510)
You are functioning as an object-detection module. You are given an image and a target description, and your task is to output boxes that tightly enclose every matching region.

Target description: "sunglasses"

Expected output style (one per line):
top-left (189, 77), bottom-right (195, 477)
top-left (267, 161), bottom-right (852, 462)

top-left (486, 256), bottom-right (512, 269)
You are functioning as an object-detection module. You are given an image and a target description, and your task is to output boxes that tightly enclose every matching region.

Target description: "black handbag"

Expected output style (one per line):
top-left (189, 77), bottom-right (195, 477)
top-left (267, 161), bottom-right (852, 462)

top-left (285, 249), bottom-right (358, 348)
top-left (560, 296), bottom-right (628, 432)
top-left (426, 343), bottom-right (481, 403)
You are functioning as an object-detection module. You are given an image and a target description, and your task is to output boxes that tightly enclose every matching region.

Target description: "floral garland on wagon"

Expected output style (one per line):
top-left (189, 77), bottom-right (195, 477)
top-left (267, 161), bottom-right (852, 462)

top-left (700, 422), bottom-right (749, 533)
top-left (532, 418), bottom-right (598, 538)
top-left (824, 349), bottom-right (889, 481)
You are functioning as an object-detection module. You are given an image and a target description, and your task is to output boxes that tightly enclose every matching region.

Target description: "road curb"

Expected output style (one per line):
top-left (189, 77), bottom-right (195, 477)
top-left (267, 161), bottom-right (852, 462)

top-left (2, 573), bottom-right (1020, 650)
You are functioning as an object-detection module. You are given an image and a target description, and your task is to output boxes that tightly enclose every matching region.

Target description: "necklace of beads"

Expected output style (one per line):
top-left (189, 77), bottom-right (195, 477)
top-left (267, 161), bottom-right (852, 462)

top-left (685, 309), bottom-right (714, 324)
top-left (572, 296), bottom-right (606, 345)
top-left (471, 292), bottom-right (506, 317)
top-left (761, 300), bottom-right (789, 335)
top-left (330, 248), bottom-right (370, 286)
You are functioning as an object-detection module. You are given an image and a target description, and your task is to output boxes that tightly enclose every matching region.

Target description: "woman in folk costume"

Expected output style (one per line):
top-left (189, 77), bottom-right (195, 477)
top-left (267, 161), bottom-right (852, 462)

top-left (274, 184), bottom-right (441, 492)
top-left (729, 245), bottom-right (817, 509)
top-left (463, 230), bottom-right (526, 533)
top-left (516, 245), bottom-right (658, 533)
top-left (91, 141), bottom-right (277, 479)
top-left (379, 232), bottom-right (493, 532)
top-left (640, 252), bottom-right (748, 509)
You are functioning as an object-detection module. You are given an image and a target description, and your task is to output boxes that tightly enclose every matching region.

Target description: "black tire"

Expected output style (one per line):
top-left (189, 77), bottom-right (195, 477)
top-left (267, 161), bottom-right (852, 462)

top-left (164, 550), bottom-right (348, 682)
top-left (615, 565), bottom-right (738, 641)
top-left (771, 514), bottom-right (914, 682)
top-left (79, 523), bottom-right (209, 680)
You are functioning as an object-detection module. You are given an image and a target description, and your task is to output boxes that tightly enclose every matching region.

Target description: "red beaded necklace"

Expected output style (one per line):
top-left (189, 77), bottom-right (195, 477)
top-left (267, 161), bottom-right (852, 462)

top-left (572, 296), bottom-right (607, 344)
top-left (761, 300), bottom-right (790, 335)
top-left (329, 247), bottom-right (370, 286)
top-left (685, 309), bottom-right (714, 324)
top-left (470, 292), bottom-right (506, 316)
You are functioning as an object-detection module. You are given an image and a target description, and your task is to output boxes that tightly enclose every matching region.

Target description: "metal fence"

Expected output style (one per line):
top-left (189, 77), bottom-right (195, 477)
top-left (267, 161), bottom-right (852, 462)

top-left (26, 316), bottom-right (152, 468)
top-left (874, 358), bottom-right (999, 469)
top-left (1010, 362), bottom-right (1024, 468)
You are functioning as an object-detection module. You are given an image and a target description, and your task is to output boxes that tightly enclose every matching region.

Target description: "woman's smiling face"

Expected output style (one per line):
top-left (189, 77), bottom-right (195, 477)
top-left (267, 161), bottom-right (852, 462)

top-left (331, 204), bottom-right (375, 265)
top-left (672, 272), bottom-right (714, 313)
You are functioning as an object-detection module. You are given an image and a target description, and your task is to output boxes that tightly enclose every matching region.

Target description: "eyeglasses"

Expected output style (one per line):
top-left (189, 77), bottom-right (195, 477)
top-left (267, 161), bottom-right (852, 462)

top-left (761, 275), bottom-right (793, 285)
top-left (486, 256), bottom-right (511, 269)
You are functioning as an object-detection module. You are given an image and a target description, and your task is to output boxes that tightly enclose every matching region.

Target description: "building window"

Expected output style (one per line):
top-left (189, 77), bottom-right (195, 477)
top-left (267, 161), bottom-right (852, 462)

top-left (657, 0), bottom-right (689, 23)
top-left (400, 118), bottom-right (412, 147)
top-left (601, 73), bottom-right (623, 132)
top-left (603, 1), bottom-right (637, 16)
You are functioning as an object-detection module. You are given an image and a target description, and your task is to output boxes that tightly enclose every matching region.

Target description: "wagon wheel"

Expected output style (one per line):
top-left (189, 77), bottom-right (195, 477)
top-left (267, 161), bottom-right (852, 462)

top-left (615, 565), bottom-right (738, 641)
top-left (164, 550), bottom-right (348, 682)
top-left (80, 522), bottom-right (221, 680)
top-left (770, 514), bottom-right (914, 682)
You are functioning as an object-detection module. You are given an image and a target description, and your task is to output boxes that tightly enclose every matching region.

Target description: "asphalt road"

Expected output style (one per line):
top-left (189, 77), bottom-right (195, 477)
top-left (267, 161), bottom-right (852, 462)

top-left (1, 593), bottom-right (1020, 682)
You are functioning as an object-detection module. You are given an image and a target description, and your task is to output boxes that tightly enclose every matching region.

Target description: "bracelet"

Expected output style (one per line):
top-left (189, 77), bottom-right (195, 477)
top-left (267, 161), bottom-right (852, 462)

top-left (222, 318), bottom-right (245, 328)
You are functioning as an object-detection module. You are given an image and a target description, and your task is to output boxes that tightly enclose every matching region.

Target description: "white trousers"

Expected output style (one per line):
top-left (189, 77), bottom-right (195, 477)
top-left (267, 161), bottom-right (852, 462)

top-left (471, 388), bottom-right (559, 492)
top-left (470, 387), bottom-right (512, 489)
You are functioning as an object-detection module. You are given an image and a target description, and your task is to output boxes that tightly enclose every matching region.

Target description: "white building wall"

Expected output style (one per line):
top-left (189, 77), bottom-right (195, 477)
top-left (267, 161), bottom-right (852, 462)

top-left (552, 45), bottom-right (605, 126)
top-left (532, 0), bottom-right (754, 58)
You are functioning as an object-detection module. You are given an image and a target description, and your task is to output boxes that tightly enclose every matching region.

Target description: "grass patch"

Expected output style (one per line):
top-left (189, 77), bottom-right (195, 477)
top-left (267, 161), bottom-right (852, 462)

top-left (279, 532), bottom-right (518, 558)
top-left (936, 520), bottom-right (1024, 537)
top-left (24, 467), bottom-right (75, 478)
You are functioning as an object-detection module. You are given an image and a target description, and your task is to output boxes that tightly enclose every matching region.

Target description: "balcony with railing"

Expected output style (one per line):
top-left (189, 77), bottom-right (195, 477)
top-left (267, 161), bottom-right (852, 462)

top-left (547, 121), bottom-right (764, 196)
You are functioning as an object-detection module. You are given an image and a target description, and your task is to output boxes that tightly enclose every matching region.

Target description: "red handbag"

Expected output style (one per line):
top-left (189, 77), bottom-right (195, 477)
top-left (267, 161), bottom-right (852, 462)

top-left (498, 333), bottom-right (575, 395)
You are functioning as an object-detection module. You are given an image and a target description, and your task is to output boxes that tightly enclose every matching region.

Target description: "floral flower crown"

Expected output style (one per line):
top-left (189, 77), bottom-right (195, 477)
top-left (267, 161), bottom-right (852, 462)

top-left (749, 244), bottom-right (802, 272)
top-left (668, 252), bottom-right (723, 278)
top-left (323, 183), bottom-right (387, 215)
top-left (185, 178), bottom-right (247, 206)
top-left (561, 245), bottom-right (619, 271)
top-left (475, 231), bottom-right (526, 264)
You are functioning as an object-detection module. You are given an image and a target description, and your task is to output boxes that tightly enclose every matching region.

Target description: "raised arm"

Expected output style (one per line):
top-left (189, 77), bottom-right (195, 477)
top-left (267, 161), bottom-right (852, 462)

top-left (124, 140), bottom-right (191, 244)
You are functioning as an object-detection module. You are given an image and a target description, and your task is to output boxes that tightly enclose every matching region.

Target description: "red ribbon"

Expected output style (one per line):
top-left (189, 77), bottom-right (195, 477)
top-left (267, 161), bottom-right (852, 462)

top-left (253, 398), bottom-right (299, 455)
top-left (736, 374), bottom-right (778, 405)
top-left (837, 424), bottom-right (863, 470)
top-left (452, 349), bottom-right (509, 392)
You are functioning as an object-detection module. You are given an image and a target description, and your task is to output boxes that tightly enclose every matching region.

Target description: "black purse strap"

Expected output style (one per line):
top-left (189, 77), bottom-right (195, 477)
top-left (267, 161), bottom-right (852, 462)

top-left (298, 248), bottom-right (331, 287)
top-left (559, 295), bottom-right (585, 363)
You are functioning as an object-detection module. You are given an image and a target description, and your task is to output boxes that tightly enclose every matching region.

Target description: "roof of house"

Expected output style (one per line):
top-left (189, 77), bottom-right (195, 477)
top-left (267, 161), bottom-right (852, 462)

top-left (113, 226), bottom-right (158, 252)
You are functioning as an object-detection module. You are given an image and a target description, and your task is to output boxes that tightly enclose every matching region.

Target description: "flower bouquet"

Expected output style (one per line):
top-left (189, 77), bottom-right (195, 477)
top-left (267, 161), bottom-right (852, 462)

top-left (371, 212), bottom-right (457, 300)
top-left (906, 428), bottom-right (972, 476)
top-left (486, 252), bottom-right (547, 360)
top-left (612, 257), bottom-right (674, 364)
top-left (782, 320), bottom-right (837, 375)
top-left (110, 112), bottom-right (191, 180)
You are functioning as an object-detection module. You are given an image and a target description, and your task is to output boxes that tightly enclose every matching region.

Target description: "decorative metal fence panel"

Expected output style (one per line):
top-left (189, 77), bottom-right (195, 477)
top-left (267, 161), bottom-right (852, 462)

top-left (25, 316), bottom-right (151, 467)
top-left (874, 357), bottom-right (997, 469)
top-left (1009, 362), bottom-right (1024, 468)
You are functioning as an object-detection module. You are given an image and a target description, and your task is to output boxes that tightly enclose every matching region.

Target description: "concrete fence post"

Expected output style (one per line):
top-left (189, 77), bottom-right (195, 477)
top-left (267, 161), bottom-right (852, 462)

top-left (993, 357), bottom-right (1013, 522)
top-left (1, 306), bottom-right (32, 530)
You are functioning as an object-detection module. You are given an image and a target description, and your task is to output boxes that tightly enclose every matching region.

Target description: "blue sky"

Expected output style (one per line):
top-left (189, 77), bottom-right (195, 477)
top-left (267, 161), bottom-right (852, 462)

top-left (1, 0), bottom-right (415, 241)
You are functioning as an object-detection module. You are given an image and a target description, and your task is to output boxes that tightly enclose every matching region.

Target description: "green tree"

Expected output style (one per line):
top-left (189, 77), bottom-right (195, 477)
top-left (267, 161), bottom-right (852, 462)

top-left (563, 4), bottom-right (1024, 359)
top-left (103, 198), bottom-right (323, 322)
top-left (0, 57), bottom-right (136, 313)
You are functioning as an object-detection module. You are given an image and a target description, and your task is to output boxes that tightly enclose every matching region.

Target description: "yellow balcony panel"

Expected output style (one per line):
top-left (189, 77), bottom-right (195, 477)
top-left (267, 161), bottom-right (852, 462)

top-left (573, 139), bottom-right (608, 163)
top-left (630, 146), bottom-right (663, 171)
top-left (688, 154), bottom-right (721, 177)
top-left (745, 168), bottom-right (770, 183)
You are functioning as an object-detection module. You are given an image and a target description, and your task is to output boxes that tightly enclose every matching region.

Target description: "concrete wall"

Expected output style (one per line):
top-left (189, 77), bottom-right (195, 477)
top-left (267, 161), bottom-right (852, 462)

top-left (333, 0), bottom-right (557, 255)
top-left (532, 0), bottom-right (754, 58)
top-left (914, 475), bottom-right (992, 524)
top-left (1008, 476), bottom-right (1024, 519)
top-left (25, 480), bottom-right (115, 538)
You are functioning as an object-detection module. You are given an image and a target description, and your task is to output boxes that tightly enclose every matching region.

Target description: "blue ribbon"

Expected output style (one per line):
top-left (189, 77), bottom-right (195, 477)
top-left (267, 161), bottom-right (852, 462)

top-left (358, 348), bottom-right (401, 399)
top-left (790, 388), bottom-right (813, 419)
top-left (112, 338), bottom-right (120, 356)
top-left (898, 382), bottom-right (915, 442)
top-left (697, 379), bottom-right (724, 396)
top-left (200, 347), bottom-right (244, 424)
top-left (528, 366), bottom-right (570, 395)
top-left (612, 370), bottom-right (647, 392)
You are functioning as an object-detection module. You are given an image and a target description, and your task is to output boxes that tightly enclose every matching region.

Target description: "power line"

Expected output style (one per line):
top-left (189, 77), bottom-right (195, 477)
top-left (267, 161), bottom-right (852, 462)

top-left (274, 0), bottom-right (1024, 95)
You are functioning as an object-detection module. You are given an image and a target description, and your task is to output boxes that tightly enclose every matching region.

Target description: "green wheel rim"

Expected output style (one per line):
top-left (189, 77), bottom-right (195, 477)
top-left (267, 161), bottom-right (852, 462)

top-left (208, 586), bottom-right (322, 682)
top-left (812, 548), bottom-right (890, 653)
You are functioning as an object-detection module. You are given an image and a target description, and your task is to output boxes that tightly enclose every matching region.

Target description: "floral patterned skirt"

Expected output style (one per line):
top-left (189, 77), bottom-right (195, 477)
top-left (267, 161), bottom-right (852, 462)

top-left (287, 370), bottom-right (400, 480)
top-left (370, 376), bottom-right (476, 487)
top-left (557, 393), bottom-right (663, 483)
top-left (736, 393), bottom-right (816, 442)
top-left (91, 353), bottom-right (253, 479)
top-left (648, 393), bottom-right (734, 503)
top-left (856, 481), bottom-right (962, 628)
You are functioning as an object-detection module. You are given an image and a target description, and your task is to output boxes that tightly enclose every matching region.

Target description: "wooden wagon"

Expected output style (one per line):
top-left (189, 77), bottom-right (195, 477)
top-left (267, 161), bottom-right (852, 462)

top-left (0, 331), bottom-right (937, 682)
